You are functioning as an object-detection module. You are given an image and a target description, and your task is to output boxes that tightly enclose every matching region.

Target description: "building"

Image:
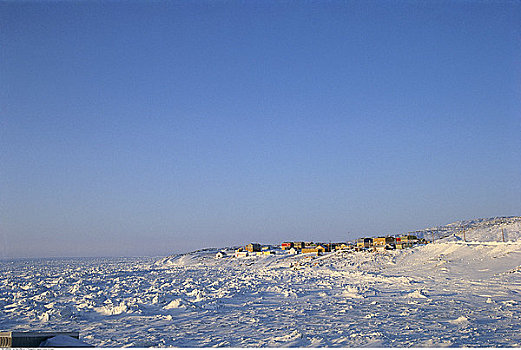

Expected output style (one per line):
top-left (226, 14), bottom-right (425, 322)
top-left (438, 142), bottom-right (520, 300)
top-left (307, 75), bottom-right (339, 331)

top-left (235, 251), bottom-right (249, 258)
top-left (281, 242), bottom-right (293, 250)
top-left (396, 235), bottom-right (418, 249)
top-left (287, 247), bottom-right (299, 255)
top-left (401, 235), bottom-right (419, 244)
top-left (322, 243), bottom-right (333, 252)
top-left (301, 245), bottom-right (326, 255)
top-left (356, 238), bottom-right (373, 249)
top-left (245, 243), bottom-right (261, 252)
top-left (0, 332), bottom-right (85, 348)
top-left (301, 249), bottom-right (322, 255)
top-left (334, 243), bottom-right (350, 251)
top-left (215, 251), bottom-right (227, 259)
top-left (293, 242), bottom-right (305, 249)
top-left (373, 237), bottom-right (396, 251)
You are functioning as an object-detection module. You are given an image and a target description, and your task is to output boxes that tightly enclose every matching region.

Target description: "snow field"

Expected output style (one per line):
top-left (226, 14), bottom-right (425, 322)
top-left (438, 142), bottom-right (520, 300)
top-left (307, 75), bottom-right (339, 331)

top-left (1, 241), bottom-right (520, 347)
top-left (1, 217), bottom-right (520, 347)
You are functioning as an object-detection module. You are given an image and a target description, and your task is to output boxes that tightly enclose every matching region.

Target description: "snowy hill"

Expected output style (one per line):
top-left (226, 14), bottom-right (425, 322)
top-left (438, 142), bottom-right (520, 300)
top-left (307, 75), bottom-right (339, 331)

top-left (158, 216), bottom-right (521, 264)
top-left (408, 216), bottom-right (521, 242)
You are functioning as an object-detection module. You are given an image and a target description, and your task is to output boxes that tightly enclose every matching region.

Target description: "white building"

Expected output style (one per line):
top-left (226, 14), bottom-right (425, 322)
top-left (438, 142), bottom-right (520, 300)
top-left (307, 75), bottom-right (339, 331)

top-left (287, 247), bottom-right (299, 255)
top-left (235, 251), bottom-right (249, 258)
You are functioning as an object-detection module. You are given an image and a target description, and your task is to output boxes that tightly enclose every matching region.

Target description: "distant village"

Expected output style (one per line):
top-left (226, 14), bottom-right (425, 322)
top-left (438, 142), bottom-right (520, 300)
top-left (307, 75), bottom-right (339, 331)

top-left (218, 234), bottom-right (429, 258)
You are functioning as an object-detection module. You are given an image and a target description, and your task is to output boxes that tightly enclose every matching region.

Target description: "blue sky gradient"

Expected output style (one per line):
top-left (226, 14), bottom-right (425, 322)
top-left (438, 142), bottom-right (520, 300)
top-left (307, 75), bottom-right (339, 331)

top-left (1, 1), bottom-right (520, 257)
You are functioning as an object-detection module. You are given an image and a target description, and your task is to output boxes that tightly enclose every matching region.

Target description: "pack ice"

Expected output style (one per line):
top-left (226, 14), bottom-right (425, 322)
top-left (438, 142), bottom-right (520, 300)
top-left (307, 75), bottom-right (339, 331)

top-left (1, 217), bottom-right (520, 347)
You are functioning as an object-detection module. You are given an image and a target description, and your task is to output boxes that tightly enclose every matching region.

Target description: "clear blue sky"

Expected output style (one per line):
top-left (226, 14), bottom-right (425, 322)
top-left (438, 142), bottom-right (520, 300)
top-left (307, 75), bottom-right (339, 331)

top-left (1, 1), bottom-right (520, 257)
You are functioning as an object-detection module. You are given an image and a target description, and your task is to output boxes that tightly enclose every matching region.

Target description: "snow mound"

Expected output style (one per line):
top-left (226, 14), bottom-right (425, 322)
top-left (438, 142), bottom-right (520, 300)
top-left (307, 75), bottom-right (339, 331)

top-left (163, 298), bottom-right (185, 309)
top-left (39, 335), bottom-right (92, 347)
top-left (406, 289), bottom-right (428, 299)
top-left (449, 316), bottom-right (469, 325)
top-left (94, 302), bottom-right (128, 315)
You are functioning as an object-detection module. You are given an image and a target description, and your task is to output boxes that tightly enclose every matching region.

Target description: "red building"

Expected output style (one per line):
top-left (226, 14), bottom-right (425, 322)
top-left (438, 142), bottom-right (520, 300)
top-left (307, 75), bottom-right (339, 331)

top-left (281, 242), bottom-right (293, 250)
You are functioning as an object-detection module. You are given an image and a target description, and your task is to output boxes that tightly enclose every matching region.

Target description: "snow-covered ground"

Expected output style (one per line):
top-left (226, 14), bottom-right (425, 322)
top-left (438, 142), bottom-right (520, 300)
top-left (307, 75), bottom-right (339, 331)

top-left (1, 217), bottom-right (520, 347)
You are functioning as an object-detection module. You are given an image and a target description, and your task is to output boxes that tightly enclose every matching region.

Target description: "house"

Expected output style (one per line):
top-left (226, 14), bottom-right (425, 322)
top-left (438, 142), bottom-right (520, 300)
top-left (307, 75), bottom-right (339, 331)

top-left (400, 235), bottom-right (419, 244)
top-left (323, 243), bottom-right (334, 252)
top-left (255, 250), bottom-right (275, 256)
top-left (396, 235), bottom-right (418, 249)
top-left (396, 242), bottom-right (413, 249)
top-left (287, 247), bottom-right (299, 255)
top-left (235, 251), bottom-right (249, 258)
top-left (373, 236), bottom-right (396, 251)
top-left (356, 238), bottom-right (373, 250)
top-left (293, 242), bottom-right (306, 249)
top-left (395, 237), bottom-right (410, 249)
top-left (245, 243), bottom-right (261, 252)
top-left (281, 242), bottom-right (293, 250)
top-left (334, 243), bottom-right (350, 251)
top-left (215, 251), bottom-right (227, 259)
top-left (301, 249), bottom-right (322, 256)
top-left (301, 245), bottom-right (326, 255)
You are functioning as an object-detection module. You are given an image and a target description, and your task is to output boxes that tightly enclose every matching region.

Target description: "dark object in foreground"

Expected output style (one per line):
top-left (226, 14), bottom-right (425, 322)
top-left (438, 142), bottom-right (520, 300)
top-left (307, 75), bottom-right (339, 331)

top-left (0, 331), bottom-right (92, 347)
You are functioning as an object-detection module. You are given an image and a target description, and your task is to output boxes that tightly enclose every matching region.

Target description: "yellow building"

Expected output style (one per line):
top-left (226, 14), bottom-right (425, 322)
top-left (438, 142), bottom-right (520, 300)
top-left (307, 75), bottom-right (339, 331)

top-left (301, 245), bottom-right (325, 254)
top-left (245, 243), bottom-right (261, 252)
top-left (373, 237), bottom-right (396, 251)
top-left (356, 238), bottom-right (373, 249)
